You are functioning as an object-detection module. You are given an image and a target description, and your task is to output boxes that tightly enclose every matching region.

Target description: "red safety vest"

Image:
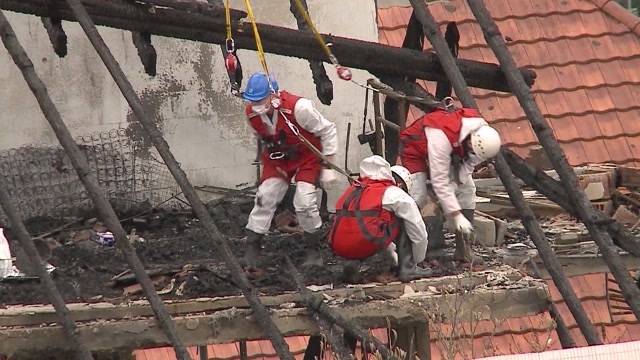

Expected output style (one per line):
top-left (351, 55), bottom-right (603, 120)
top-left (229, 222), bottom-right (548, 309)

top-left (399, 108), bottom-right (477, 173)
top-left (245, 91), bottom-right (322, 163)
top-left (330, 178), bottom-right (401, 260)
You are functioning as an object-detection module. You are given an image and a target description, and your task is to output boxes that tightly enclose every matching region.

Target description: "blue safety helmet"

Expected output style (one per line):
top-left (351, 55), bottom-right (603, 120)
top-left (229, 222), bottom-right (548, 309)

top-left (242, 72), bottom-right (279, 102)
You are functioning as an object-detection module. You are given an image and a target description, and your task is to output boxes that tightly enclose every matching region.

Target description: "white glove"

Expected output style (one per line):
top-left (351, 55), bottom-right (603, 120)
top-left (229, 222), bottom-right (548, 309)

top-left (320, 168), bottom-right (338, 189)
top-left (452, 212), bottom-right (474, 240)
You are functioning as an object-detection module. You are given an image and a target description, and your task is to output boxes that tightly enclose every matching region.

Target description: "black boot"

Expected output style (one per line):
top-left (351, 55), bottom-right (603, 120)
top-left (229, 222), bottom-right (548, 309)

top-left (243, 230), bottom-right (263, 268)
top-left (425, 213), bottom-right (446, 259)
top-left (396, 232), bottom-right (434, 282)
top-left (301, 228), bottom-right (326, 267)
top-left (454, 209), bottom-right (483, 264)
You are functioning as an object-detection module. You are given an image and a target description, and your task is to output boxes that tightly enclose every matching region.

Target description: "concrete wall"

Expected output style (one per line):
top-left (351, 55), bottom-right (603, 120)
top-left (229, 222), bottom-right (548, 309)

top-left (0, 0), bottom-right (378, 205)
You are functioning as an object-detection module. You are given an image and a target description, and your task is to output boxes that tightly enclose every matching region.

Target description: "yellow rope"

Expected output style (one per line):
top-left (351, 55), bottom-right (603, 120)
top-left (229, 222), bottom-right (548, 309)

top-left (224, 0), bottom-right (232, 41)
top-left (292, 0), bottom-right (336, 64)
top-left (243, 0), bottom-right (270, 75)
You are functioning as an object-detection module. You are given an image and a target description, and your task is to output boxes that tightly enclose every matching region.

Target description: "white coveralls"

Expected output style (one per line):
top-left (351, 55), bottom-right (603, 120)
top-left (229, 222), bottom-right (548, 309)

top-left (409, 117), bottom-right (487, 215)
top-left (246, 98), bottom-right (338, 234)
top-left (359, 156), bottom-right (429, 265)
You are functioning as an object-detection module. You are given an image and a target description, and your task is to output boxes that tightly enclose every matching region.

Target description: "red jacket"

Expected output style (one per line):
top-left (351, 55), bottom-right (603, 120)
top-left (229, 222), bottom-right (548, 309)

top-left (245, 91), bottom-right (322, 164)
top-left (399, 108), bottom-right (478, 173)
top-left (330, 178), bottom-right (401, 259)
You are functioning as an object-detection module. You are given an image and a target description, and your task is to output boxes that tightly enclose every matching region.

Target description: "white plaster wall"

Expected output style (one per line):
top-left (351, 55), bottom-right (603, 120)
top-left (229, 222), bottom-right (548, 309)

top-left (0, 0), bottom-right (378, 205)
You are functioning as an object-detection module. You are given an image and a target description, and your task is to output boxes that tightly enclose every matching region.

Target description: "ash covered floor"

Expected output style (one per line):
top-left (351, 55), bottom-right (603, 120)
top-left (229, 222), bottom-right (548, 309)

top-left (0, 194), bottom-right (498, 306)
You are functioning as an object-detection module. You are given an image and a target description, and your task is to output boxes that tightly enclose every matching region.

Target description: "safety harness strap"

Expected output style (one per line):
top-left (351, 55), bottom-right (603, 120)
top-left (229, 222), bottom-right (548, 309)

top-left (338, 186), bottom-right (398, 247)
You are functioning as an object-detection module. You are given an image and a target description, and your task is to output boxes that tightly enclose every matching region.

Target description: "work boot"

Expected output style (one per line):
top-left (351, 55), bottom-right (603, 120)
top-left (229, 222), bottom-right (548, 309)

top-left (243, 230), bottom-right (263, 269)
top-left (396, 232), bottom-right (434, 282)
top-left (453, 209), bottom-right (484, 264)
top-left (301, 228), bottom-right (326, 267)
top-left (424, 214), bottom-right (446, 259)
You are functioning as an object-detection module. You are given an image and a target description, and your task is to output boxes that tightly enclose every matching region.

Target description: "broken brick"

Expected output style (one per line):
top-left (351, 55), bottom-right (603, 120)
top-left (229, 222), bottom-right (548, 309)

top-left (612, 205), bottom-right (639, 226)
top-left (473, 215), bottom-right (496, 247)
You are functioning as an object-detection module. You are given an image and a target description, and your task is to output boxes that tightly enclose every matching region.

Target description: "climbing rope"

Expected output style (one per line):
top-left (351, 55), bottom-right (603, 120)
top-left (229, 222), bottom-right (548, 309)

top-left (243, 0), bottom-right (270, 76)
top-left (279, 110), bottom-right (358, 184)
top-left (292, 0), bottom-right (352, 81)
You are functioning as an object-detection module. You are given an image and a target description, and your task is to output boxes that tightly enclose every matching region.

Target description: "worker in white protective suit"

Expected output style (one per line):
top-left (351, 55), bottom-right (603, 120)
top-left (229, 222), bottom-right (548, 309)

top-left (399, 107), bottom-right (501, 261)
top-left (329, 156), bottom-right (434, 282)
top-left (242, 72), bottom-right (338, 269)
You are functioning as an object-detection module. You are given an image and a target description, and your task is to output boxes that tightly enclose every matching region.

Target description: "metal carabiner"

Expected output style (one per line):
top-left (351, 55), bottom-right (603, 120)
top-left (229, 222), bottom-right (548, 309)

top-left (226, 38), bottom-right (235, 53)
top-left (269, 152), bottom-right (286, 160)
top-left (443, 97), bottom-right (455, 111)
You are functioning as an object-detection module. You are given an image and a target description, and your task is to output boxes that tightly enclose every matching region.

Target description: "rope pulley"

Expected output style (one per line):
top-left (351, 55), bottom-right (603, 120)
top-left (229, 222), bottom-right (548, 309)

top-left (224, 0), bottom-right (242, 94)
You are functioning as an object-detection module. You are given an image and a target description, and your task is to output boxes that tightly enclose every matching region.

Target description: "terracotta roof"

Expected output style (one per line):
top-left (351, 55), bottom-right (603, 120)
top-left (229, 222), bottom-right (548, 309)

top-left (134, 273), bottom-right (639, 359)
top-left (377, 0), bottom-right (640, 166)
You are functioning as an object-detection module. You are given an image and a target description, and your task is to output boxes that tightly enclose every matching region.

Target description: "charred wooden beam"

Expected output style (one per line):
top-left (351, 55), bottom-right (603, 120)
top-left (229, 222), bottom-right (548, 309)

top-left (62, 0), bottom-right (293, 358)
top-left (407, 0), bottom-right (604, 345)
top-left (286, 257), bottom-right (355, 360)
top-left (0, 0), bottom-right (536, 92)
top-left (131, 30), bottom-right (156, 76)
top-left (289, 0), bottom-right (333, 105)
top-left (40, 17), bottom-right (67, 57)
top-left (381, 10), bottom-right (424, 164)
top-left (434, 22), bottom-right (459, 100)
top-left (502, 149), bottom-right (640, 257)
top-left (467, 0), bottom-right (640, 320)
top-left (0, 7), bottom-right (192, 360)
top-left (136, 0), bottom-right (246, 19)
top-left (528, 260), bottom-right (577, 349)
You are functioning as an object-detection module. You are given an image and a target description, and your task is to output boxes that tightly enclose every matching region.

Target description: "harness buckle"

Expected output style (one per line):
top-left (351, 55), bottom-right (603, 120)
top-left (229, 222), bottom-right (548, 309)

top-left (269, 152), bottom-right (286, 160)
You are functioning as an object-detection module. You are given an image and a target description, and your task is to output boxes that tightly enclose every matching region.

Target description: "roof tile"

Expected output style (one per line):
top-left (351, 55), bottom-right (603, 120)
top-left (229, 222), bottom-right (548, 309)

top-left (378, 0), bottom-right (640, 166)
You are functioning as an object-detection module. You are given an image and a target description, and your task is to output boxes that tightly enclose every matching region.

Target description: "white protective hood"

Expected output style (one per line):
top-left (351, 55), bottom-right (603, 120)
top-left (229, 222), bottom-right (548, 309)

top-left (459, 116), bottom-right (488, 142)
top-left (359, 155), bottom-right (396, 182)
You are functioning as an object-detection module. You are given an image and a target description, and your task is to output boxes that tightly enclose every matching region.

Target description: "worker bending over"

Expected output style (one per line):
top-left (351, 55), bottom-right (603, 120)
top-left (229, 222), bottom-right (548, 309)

top-left (330, 155), bottom-right (433, 282)
top-left (399, 106), bottom-right (501, 261)
top-left (242, 72), bottom-right (338, 268)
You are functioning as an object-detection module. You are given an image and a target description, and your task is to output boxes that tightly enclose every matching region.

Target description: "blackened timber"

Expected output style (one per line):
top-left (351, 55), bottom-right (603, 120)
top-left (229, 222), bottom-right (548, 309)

top-left (131, 31), bottom-right (157, 76)
top-left (0, 0), bottom-right (536, 92)
top-left (40, 17), bottom-right (67, 57)
top-left (407, 0), bottom-right (604, 346)
top-left (382, 10), bottom-right (424, 163)
top-left (135, 0), bottom-right (247, 19)
top-left (502, 148), bottom-right (640, 257)
top-left (289, 0), bottom-right (333, 105)
top-left (285, 257), bottom-right (390, 359)
top-left (467, 0), bottom-right (640, 321)
top-left (63, 0), bottom-right (294, 358)
top-left (528, 261), bottom-right (577, 349)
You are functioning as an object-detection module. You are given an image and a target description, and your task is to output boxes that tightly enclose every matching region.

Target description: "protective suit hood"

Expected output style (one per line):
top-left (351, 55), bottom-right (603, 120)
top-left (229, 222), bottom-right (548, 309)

top-left (459, 116), bottom-right (488, 142)
top-left (359, 155), bottom-right (395, 183)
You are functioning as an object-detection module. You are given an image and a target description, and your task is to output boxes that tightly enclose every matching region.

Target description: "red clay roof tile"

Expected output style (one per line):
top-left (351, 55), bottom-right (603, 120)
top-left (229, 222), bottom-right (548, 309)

top-left (377, 0), bottom-right (640, 166)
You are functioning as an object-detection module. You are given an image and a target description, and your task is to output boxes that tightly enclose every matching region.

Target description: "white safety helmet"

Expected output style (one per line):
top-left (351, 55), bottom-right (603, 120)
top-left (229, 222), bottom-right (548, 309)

top-left (390, 165), bottom-right (413, 193)
top-left (470, 125), bottom-right (502, 160)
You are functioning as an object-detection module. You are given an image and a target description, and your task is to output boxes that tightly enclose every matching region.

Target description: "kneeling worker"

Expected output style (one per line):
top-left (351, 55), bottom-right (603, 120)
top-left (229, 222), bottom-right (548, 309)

top-left (329, 155), bottom-right (433, 282)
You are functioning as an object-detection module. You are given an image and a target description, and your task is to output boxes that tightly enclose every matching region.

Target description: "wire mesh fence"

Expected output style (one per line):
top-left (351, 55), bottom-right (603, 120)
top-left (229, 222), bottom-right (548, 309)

top-left (0, 128), bottom-right (182, 223)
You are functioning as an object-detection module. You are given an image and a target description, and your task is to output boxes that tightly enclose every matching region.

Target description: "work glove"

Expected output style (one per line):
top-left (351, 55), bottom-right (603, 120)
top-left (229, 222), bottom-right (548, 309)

top-left (320, 168), bottom-right (338, 190)
top-left (452, 212), bottom-right (474, 241)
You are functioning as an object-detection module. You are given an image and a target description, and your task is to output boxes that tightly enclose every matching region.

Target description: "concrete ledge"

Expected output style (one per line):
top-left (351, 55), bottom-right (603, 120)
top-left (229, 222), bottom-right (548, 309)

top-left (0, 266), bottom-right (525, 327)
top-left (0, 284), bottom-right (548, 355)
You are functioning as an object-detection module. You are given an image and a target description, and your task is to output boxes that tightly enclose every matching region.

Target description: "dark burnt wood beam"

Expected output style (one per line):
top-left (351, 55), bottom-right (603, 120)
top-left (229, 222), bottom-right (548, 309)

top-left (0, 0), bottom-right (536, 92)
